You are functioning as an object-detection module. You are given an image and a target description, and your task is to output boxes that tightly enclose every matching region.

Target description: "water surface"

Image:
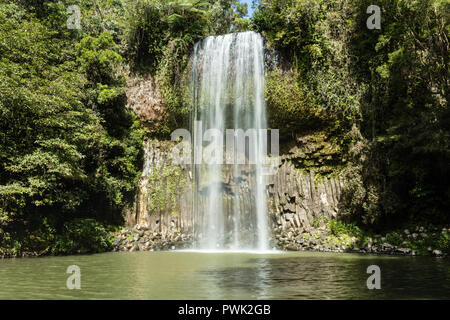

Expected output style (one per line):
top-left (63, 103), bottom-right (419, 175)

top-left (0, 251), bottom-right (448, 299)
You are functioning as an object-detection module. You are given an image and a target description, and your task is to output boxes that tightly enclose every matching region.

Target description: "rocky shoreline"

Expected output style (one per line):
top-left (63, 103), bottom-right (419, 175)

top-left (110, 225), bottom-right (192, 252)
top-left (111, 223), bottom-right (448, 258)
top-left (2, 224), bottom-right (448, 258)
top-left (276, 225), bottom-right (448, 258)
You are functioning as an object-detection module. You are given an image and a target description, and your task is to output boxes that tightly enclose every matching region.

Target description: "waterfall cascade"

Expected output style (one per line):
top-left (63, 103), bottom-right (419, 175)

top-left (191, 31), bottom-right (270, 251)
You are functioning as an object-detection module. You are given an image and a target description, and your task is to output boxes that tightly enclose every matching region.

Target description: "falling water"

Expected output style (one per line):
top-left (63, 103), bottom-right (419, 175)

top-left (191, 31), bottom-right (270, 251)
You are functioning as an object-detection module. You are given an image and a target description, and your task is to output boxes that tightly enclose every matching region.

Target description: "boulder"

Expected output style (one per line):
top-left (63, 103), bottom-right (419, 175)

top-left (396, 248), bottom-right (411, 255)
top-left (432, 250), bottom-right (443, 257)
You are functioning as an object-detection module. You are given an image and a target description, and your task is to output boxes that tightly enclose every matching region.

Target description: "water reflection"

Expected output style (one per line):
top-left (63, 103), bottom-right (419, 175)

top-left (0, 252), bottom-right (449, 299)
top-left (199, 254), bottom-right (450, 299)
top-left (203, 256), bottom-right (273, 299)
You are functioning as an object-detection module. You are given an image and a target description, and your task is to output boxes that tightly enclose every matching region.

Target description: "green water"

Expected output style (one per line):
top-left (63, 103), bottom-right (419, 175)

top-left (0, 251), bottom-right (449, 299)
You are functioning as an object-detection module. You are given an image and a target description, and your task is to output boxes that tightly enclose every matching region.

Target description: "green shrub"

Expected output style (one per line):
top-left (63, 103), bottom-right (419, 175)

top-left (53, 218), bottom-right (113, 255)
top-left (385, 232), bottom-right (403, 246)
top-left (328, 219), bottom-right (362, 237)
top-left (266, 69), bottom-right (328, 140)
top-left (437, 231), bottom-right (450, 254)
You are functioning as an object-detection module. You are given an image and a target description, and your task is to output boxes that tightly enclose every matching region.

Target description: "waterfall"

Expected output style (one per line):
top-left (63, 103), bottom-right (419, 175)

top-left (191, 31), bottom-right (270, 251)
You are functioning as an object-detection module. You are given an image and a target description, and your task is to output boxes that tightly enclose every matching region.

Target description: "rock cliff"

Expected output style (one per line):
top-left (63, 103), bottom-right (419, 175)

top-left (124, 140), bottom-right (344, 250)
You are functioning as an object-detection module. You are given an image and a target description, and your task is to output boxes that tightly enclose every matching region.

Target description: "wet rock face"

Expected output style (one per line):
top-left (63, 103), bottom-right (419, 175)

top-left (124, 140), bottom-right (194, 242)
top-left (126, 76), bottom-right (166, 123)
top-left (125, 140), bottom-right (347, 250)
top-left (126, 76), bottom-right (170, 136)
top-left (268, 161), bottom-right (343, 235)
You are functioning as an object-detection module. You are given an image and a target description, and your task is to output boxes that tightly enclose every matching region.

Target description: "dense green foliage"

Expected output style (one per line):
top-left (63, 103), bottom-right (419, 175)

top-left (328, 219), bottom-right (362, 238)
top-left (0, 1), bottom-right (143, 256)
top-left (253, 0), bottom-right (449, 229)
top-left (265, 68), bottom-right (328, 139)
top-left (53, 218), bottom-right (114, 254)
top-left (347, 0), bottom-right (449, 228)
top-left (254, 0), bottom-right (363, 137)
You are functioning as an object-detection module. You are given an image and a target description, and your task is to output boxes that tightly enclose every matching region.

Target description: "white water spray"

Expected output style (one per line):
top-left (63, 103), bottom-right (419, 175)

top-left (191, 31), bottom-right (270, 251)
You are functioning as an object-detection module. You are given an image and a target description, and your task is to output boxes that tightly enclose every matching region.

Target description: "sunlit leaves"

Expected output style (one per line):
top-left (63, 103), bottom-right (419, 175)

top-left (0, 2), bottom-right (143, 237)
